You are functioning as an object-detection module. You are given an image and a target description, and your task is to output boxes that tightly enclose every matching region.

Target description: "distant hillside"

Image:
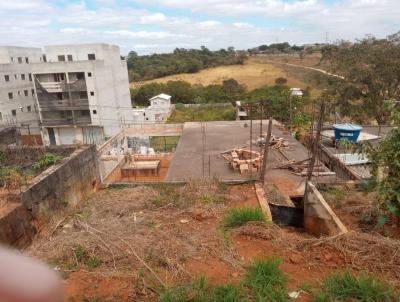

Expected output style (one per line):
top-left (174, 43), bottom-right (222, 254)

top-left (127, 47), bottom-right (246, 82)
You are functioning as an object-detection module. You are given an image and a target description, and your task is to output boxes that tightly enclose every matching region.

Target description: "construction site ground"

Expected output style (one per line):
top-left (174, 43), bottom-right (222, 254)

top-left (166, 120), bottom-right (336, 196)
top-left (28, 182), bottom-right (400, 301)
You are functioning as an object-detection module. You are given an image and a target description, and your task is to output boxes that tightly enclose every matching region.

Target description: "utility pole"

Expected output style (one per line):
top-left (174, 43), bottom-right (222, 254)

top-left (260, 118), bottom-right (273, 185)
top-left (306, 100), bottom-right (326, 182)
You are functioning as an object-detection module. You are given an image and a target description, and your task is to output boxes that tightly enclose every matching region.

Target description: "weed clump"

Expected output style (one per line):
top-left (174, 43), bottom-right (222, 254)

top-left (312, 270), bottom-right (398, 302)
top-left (245, 258), bottom-right (289, 301)
top-left (223, 207), bottom-right (266, 228)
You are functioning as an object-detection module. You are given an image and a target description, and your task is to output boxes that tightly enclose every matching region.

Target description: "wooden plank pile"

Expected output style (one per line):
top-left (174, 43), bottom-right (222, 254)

top-left (221, 148), bottom-right (261, 174)
top-left (257, 135), bottom-right (289, 150)
top-left (275, 158), bottom-right (335, 177)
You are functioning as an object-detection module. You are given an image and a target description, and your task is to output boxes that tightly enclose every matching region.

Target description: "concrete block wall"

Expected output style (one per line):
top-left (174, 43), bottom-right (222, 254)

top-left (21, 145), bottom-right (100, 217)
top-left (303, 181), bottom-right (348, 236)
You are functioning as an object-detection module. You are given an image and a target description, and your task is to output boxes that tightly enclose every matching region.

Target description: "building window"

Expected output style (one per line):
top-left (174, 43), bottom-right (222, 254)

top-left (25, 57), bottom-right (29, 63)
top-left (88, 72), bottom-right (92, 77)
top-left (90, 91), bottom-right (94, 96)
top-left (29, 73), bottom-right (32, 81)
top-left (21, 74), bottom-right (25, 80)
top-left (92, 109), bottom-right (97, 114)
top-left (58, 55), bottom-right (66, 61)
top-left (67, 55), bottom-right (73, 61)
top-left (88, 53), bottom-right (96, 60)
top-left (14, 74), bottom-right (17, 79)
top-left (27, 106), bottom-right (31, 112)
top-left (146, 117), bottom-right (149, 121)
top-left (4, 75), bottom-right (9, 82)
top-left (8, 92), bottom-right (13, 99)
top-left (24, 90), bottom-right (28, 96)
top-left (31, 89), bottom-right (35, 96)
top-left (11, 109), bottom-right (16, 116)
top-left (18, 91), bottom-right (21, 96)
top-left (43, 54), bottom-right (47, 62)
top-left (0, 112), bottom-right (2, 121)
top-left (20, 107), bottom-right (24, 112)
top-left (18, 57), bottom-right (22, 63)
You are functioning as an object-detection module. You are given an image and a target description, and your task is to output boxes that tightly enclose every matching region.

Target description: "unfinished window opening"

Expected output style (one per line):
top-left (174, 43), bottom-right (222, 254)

top-left (78, 91), bottom-right (88, 99)
top-left (24, 90), bottom-right (28, 97)
top-left (20, 107), bottom-right (23, 112)
top-left (0, 112), bottom-right (2, 121)
top-left (81, 110), bottom-right (90, 116)
top-left (67, 55), bottom-right (73, 61)
top-left (90, 91), bottom-right (94, 96)
top-left (88, 53), bottom-right (96, 60)
top-left (92, 110), bottom-right (97, 114)
top-left (27, 106), bottom-right (31, 112)
top-left (88, 72), bottom-right (92, 77)
top-left (11, 109), bottom-right (16, 116)
top-left (17, 57), bottom-right (22, 63)
top-left (31, 89), bottom-right (35, 96)
top-left (21, 74), bottom-right (25, 80)
top-left (29, 73), bottom-right (32, 81)
top-left (8, 92), bottom-right (13, 99)
top-left (76, 73), bottom-right (84, 80)
top-left (58, 55), bottom-right (66, 62)
top-left (25, 57), bottom-right (29, 63)
top-left (42, 55), bottom-right (47, 62)
top-left (4, 75), bottom-right (9, 82)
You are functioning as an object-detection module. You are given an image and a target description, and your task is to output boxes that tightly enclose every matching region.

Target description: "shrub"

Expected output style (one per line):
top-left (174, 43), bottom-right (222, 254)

top-left (312, 270), bottom-right (398, 302)
top-left (32, 153), bottom-right (62, 172)
top-left (245, 258), bottom-right (289, 302)
top-left (223, 207), bottom-right (266, 228)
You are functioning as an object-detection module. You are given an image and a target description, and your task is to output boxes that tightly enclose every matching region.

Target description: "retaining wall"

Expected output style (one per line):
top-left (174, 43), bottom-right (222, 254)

top-left (303, 181), bottom-right (348, 236)
top-left (21, 145), bottom-right (100, 217)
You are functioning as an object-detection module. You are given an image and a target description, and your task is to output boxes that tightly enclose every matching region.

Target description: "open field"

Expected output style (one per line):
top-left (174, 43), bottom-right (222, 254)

top-left (130, 57), bottom-right (327, 95)
top-left (27, 181), bottom-right (400, 301)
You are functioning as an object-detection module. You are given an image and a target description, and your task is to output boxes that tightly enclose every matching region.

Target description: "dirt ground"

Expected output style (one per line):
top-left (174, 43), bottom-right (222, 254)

top-left (320, 184), bottom-right (400, 240)
top-left (27, 182), bottom-right (400, 301)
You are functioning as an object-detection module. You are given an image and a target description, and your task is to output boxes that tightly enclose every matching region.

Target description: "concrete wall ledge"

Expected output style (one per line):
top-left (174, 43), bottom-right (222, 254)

top-left (304, 181), bottom-right (348, 236)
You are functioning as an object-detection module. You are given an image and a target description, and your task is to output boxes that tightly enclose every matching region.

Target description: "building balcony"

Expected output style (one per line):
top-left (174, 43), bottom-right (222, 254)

top-left (39, 98), bottom-right (89, 111)
top-left (41, 116), bottom-right (92, 127)
top-left (39, 81), bottom-right (63, 93)
top-left (37, 79), bottom-right (87, 93)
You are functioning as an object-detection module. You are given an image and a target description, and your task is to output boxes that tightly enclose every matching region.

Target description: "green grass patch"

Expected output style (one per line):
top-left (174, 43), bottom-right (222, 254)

top-left (223, 207), bottom-right (266, 228)
top-left (150, 136), bottom-right (180, 152)
top-left (159, 276), bottom-right (244, 302)
top-left (245, 258), bottom-right (289, 302)
top-left (167, 106), bottom-right (235, 123)
top-left (312, 270), bottom-right (398, 302)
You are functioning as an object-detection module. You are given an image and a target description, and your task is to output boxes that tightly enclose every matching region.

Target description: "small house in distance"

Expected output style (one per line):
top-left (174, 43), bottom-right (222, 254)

top-left (132, 93), bottom-right (172, 123)
top-left (290, 88), bottom-right (303, 97)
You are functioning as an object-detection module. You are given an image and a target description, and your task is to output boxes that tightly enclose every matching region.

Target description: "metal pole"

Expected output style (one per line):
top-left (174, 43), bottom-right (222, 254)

top-left (250, 104), bottom-right (253, 179)
top-left (306, 100), bottom-right (325, 182)
top-left (260, 101), bottom-right (263, 155)
top-left (260, 118), bottom-right (273, 185)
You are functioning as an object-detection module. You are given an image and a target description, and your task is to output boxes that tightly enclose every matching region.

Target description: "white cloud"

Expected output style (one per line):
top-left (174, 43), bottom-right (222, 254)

top-left (0, 0), bottom-right (399, 54)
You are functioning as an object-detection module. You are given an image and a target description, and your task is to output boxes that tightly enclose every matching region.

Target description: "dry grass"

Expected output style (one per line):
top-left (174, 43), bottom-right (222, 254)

top-left (130, 57), bottom-right (317, 92)
top-left (236, 224), bottom-right (400, 287)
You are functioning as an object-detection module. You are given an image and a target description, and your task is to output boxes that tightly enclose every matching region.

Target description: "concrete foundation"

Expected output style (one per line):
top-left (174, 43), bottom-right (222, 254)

top-left (303, 181), bottom-right (348, 236)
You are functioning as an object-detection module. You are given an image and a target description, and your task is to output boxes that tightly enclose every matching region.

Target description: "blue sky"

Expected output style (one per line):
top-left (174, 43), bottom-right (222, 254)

top-left (0, 0), bottom-right (399, 54)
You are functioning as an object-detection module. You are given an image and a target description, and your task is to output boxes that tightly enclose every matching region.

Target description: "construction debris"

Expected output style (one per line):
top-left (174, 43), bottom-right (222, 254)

top-left (221, 148), bottom-right (261, 174)
top-left (275, 158), bottom-right (335, 177)
top-left (257, 135), bottom-right (289, 150)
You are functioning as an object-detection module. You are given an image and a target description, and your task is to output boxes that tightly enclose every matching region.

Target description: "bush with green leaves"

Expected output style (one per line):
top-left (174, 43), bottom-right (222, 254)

top-left (32, 153), bottom-right (62, 172)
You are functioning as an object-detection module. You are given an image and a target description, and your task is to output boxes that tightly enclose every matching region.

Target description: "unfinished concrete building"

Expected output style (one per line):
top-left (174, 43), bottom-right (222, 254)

top-left (31, 44), bottom-right (133, 145)
top-left (0, 47), bottom-right (43, 143)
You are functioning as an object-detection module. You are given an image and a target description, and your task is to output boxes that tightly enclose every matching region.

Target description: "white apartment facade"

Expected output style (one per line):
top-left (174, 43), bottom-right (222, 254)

top-left (31, 44), bottom-right (133, 145)
top-left (0, 47), bottom-right (43, 142)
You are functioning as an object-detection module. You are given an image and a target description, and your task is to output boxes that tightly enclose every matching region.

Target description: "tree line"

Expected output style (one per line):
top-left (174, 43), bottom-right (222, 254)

top-left (127, 47), bottom-right (246, 82)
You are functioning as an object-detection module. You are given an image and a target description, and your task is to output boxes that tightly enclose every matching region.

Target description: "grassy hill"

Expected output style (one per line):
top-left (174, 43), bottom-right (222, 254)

top-left (130, 56), bottom-right (329, 96)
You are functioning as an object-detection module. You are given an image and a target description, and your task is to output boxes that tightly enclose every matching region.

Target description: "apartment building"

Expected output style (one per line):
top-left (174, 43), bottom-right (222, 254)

top-left (32, 44), bottom-right (133, 145)
top-left (0, 47), bottom-right (43, 143)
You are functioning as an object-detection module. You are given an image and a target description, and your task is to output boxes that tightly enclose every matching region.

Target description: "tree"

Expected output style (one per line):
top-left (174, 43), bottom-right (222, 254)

top-left (357, 102), bottom-right (400, 220)
top-left (222, 78), bottom-right (245, 96)
top-left (274, 77), bottom-right (287, 86)
top-left (322, 38), bottom-right (400, 125)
